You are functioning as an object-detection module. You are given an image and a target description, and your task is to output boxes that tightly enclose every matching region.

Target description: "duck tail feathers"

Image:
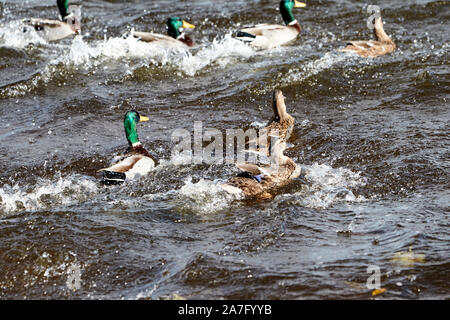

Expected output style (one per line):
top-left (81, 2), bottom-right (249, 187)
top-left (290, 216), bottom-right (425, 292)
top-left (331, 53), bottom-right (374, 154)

top-left (100, 170), bottom-right (126, 185)
top-left (235, 31), bottom-right (256, 42)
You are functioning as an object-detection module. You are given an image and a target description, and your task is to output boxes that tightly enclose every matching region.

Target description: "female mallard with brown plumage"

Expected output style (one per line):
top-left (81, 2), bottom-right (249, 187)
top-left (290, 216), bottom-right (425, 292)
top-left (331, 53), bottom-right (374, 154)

top-left (264, 89), bottom-right (295, 144)
top-left (235, 0), bottom-right (306, 49)
top-left (22, 0), bottom-right (81, 42)
top-left (339, 14), bottom-right (396, 57)
top-left (98, 110), bottom-right (158, 185)
top-left (247, 90), bottom-right (295, 156)
top-left (131, 17), bottom-right (196, 48)
top-left (220, 139), bottom-right (301, 199)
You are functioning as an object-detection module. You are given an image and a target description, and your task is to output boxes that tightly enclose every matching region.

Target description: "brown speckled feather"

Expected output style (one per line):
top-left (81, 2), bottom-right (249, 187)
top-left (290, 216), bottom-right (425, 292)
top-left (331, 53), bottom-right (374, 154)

top-left (227, 158), bottom-right (297, 199)
top-left (254, 90), bottom-right (295, 155)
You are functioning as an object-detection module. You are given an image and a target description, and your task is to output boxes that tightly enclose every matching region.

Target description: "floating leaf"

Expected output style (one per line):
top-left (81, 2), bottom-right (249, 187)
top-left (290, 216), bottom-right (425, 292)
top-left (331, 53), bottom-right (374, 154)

top-left (372, 288), bottom-right (386, 296)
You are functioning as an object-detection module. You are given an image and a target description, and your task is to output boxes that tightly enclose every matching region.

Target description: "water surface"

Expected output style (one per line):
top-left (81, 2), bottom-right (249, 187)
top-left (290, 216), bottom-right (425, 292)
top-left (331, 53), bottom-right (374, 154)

top-left (0, 0), bottom-right (448, 299)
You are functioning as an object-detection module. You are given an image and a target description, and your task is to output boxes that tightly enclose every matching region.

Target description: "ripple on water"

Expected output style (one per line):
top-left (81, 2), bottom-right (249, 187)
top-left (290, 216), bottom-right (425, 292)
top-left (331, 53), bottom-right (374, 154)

top-left (0, 0), bottom-right (448, 300)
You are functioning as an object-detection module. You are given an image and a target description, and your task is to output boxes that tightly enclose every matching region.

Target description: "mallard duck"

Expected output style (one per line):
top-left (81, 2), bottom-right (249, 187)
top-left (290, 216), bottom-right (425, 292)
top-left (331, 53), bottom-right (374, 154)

top-left (339, 14), bottom-right (396, 57)
top-left (98, 110), bottom-right (158, 185)
top-left (264, 89), bottom-right (295, 144)
top-left (235, 0), bottom-right (306, 49)
top-left (247, 90), bottom-right (295, 156)
top-left (21, 0), bottom-right (81, 42)
top-left (220, 139), bottom-right (301, 199)
top-left (132, 17), bottom-right (195, 48)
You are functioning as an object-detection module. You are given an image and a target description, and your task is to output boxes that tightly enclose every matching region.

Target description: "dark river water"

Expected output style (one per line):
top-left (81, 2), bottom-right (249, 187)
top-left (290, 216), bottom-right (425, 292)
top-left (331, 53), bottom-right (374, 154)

top-left (0, 0), bottom-right (448, 299)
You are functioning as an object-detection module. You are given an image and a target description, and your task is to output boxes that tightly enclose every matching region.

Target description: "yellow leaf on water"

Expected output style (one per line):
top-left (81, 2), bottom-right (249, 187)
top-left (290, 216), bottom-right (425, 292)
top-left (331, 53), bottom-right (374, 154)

top-left (372, 288), bottom-right (386, 296)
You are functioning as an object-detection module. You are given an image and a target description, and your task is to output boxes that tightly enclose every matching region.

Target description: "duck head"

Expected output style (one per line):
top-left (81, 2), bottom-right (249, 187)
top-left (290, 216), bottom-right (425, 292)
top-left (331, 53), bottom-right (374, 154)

top-left (166, 17), bottom-right (195, 39)
top-left (124, 110), bottom-right (149, 147)
top-left (57, 0), bottom-right (81, 34)
top-left (279, 0), bottom-right (306, 25)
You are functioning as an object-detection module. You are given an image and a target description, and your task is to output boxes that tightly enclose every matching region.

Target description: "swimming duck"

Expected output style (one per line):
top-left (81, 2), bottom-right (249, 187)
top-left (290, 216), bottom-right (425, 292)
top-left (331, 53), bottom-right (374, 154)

top-left (264, 89), bottom-right (295, 145)
top-left (98, 110), bottom-right (158, 185)
top-left (235, 0), bottom-right (306, 49)
top-left (132, 17), bottom-right (195, 48)
top-left (247, 90), bottom-right (295, 156)
top-left (22, 0), bottom-right (81, 42)
top-left (220, 139), bottom-right (301, 199)
top-left (339, 14), bottom-right (396, 57)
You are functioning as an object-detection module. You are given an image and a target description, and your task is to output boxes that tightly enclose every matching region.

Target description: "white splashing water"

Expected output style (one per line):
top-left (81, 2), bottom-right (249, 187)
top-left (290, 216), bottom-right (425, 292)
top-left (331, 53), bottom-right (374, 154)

top-left (176, 177), bottom-right (241, 214)
top-left (0, 20), bottom-right (47, 49)
top-left (282, 163), bottom-right (367, 209)
top-left (177, 33), bottom-right (255, 76)
top-left (0, 174), bottom-right (99, 214)
top-left (68, 32), bottom-right (254, 76)
top-left (0, 32), bottom-right (255, 97)
top-left (250, 120), bottom-right (267, 128)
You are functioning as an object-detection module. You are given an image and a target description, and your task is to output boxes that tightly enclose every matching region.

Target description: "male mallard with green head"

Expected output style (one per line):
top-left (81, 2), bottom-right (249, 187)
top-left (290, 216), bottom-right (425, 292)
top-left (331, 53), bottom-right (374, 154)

top-left (220, 139), bottom-right (301, 200)
top-left (22, 0), bottom-right (81, 42)
top-left (132, 17), bottom-right (196, 48)
top-left (235, 0), bottom-right (306, 49)
top-left (98, 110), bottom-right (158, 185)
top-left (339, 14), bottom-right (396, 57)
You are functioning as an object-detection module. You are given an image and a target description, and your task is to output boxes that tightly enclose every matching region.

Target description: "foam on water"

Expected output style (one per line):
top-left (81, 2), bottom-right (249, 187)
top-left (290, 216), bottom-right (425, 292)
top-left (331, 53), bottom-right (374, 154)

top-left (0, 174), bottom-right (99, 214)
top-left (0, 32), bottom-right (255, 98)
top-left (0, 20), bottom-right (47, 49)
top-left (175, 176), bottom-right (241, 214)
top-left (279, 162), bottom-right (367, 209)
top-left (249, 120), bottom-right (267, 128)
top-left (176, 33), bottom-right (255, 76)
top-left (94, 32), bottom-right (255, 76)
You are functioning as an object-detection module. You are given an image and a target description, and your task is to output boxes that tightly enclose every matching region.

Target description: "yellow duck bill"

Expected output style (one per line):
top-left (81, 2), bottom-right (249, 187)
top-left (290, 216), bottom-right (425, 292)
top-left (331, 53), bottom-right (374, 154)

top-left (294, 1), bottom-right (307, 8)
top-left (182, 20), bottom-right (195, 29)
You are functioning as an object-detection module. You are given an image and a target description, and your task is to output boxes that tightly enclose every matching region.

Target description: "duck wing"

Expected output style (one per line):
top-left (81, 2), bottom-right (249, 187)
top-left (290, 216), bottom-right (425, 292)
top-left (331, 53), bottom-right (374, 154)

top-left (98, 154), bottom-right (145, 173)
top-left (343, 40), bottom-right (378, 49)
top-left (132, 31), bottom-right (186, 48)
top-left (241, 24), bottom-right (288, 35)
top-left (22, 18), bottom-right (74, 41)
top-left (235, 161), bottom-right (282, 177)
top-left (237, 24), bottom-right (297, 49)
top-left (133, 32), bottom-right (169, 42)
top-left (23, 18), bottom-right (61, 29)
top-left (235, 162), bottom-right (264, 176)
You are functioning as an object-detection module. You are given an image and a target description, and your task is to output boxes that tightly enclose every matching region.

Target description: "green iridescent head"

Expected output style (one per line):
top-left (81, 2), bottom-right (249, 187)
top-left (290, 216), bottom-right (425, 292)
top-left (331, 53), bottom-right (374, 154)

top-left (279, 0), bottom-right (306, 25)
top-left (166, 17), bottom-right (195, 39)
top-left (56, 0), bottom-right (81, 33)
top-left (57, 0), bottom-right (70, 19)
top-left (123, 110), bottom-right (149, 146)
